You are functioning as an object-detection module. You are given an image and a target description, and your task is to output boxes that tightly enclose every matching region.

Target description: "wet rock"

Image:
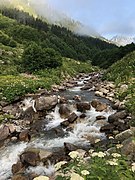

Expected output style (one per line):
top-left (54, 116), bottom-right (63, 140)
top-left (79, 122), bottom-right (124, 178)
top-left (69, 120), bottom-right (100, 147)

top-left (11, 136), bottom-right (18, 142)
top-left (95, 91), bottom-right (104, 97)
top-left (121, 137), bottom-right (135, 156)
top-left (91, 99), bottom-right (107, 111)
top-left (91, 99), bottom-right (100, 108)
top-left (99, 88), bottom-right (109, 95)
top-left (96, 115), bottom-right (106, 120)
top-left (12, 161), bottom-right (24, 175)
top-left (83, 134), bottom-right (101, 144)
top-left (59, 104), bottom-right (71, 118)
top-left (113, 121), bottom-right (129, 132)
top-left (8, 124), bottom-right (16, 134)
top-left (19, 130), bottom-right (31, 142)
top-left (39, 149), bottom-right (52, 163)
top-left (64, 142), bottom-right (78, 154)
top-left (73, 95), bottom-right (81, 102)
top-left (2, 105), bottom-right (18, 116)
top-left (100, 124), bottom-right (115, 133)
top-left (93, 120), bottom-right (108, 127)
top-left (20, 151), bottom-right (40, 166)
top-left (0, 125), bottom-right (10, 141)
top-left (115, 129), bottom-right (133, 142)
top-left (59, 97), bottom-right (68, 104)
top-left (108, 111), bottom-right (127, 123)
top-left (96, 103), bottom-right (107, 112)
top-left (68, 112), bottom-right (78, 123)
top-left (12, 174), bottom-right (29, 180)
top-left (76, 102), bottom-right (91, 112)
top-left (65, 83), bottom-right (74, 88)
top-left (80, 114), bottom-right (86, 118)
top-left (58, 86), bottom-right (66, 91)
top-left (35, 95), bottom-right (58, 111)
top-left (61, 120), bottom-right (70, 127)
top-left (21, 106), bottom-right (38, 123)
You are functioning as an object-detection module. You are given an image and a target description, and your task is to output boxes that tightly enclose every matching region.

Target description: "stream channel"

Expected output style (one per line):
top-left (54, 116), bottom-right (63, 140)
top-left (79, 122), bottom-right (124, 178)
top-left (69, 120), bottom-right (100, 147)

top-left (0, 73), bottom-right (115, 179)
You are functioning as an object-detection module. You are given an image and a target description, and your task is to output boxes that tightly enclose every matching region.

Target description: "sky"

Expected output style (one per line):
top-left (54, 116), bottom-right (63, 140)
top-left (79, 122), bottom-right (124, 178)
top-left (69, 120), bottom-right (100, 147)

top-left (46, 0), bottom-right (135, 39)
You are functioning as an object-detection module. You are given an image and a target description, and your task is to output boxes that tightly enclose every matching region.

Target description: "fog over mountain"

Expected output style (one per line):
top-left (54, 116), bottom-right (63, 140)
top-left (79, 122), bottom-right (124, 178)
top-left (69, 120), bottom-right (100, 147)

top-left (0, 0), bottom-right (100, 37)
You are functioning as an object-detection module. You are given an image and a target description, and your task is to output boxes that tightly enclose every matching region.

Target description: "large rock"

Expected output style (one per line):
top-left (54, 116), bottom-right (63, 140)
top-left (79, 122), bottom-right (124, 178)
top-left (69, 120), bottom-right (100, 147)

top-left (95, 91), bottom-right (104, 97)
top-left (12, 174), bottom-right (29, 180)
top-left (21, 106), bottom-right (38, 123)
top-left (76, 102), bottom-right (91, 112)
top-left (0, 125), bottom-right (10, 141)
top-left (39, 149), bottom-right (52, 163)
top-left (64, 142), bottom-right (78, 154)
top-left (108, 111), bottom-right (127, 123)
top-left (61, 120), bottom-right (70, 127)
top-left (115, 129), bottom-right (133, 142)
top-left (121, 138), bottom-right (135, 158)
top-left (100, 124), bottom-right (115, 133)
top-left (99, 88), bottom-right (109, 95)
top-left (8, 124), bottom-right (16, 134)
top-left (96, 103), bottom-right (107, 112)
top-left (35, 95), bottom-right (58, 111)
top-left (20, 151), bottom-right (40, 166)
top-left (59, 96), bottom-right (68, 104)
top-left (12, 161), bottom-right (24, 175)
top-left (19, 130), bottom-right (31, 142)
top-left (59, 104), bottom-right (71, 118)
top-left (91, 99), bottom-right (107, 111)
top-left (68, 112), bottom-right (78, 123)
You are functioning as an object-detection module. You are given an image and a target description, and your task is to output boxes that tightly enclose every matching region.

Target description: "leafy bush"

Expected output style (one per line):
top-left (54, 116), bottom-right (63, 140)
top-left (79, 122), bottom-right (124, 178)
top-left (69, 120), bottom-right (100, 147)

top-left (21, 43), bottom-right (62, 73)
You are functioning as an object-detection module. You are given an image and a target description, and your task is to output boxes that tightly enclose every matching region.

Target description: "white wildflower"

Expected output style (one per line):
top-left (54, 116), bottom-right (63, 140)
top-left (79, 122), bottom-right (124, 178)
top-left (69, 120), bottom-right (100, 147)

top-left (107, 158), bottom-right (118, 166)
top-left (69, 151), bottom-right (79, 159)
top-left (116, 144), bottom-right (123, 149)
top-left (91, 151), bottom-right (106, 158)
top-left (112, 153), bottom-right (121, 158)
top-left (89, 149), bottom-right (94, 154)
top-left (81, 170), bottom-right (90, 176)
top-left (54, 161), bottom-right (67, 171)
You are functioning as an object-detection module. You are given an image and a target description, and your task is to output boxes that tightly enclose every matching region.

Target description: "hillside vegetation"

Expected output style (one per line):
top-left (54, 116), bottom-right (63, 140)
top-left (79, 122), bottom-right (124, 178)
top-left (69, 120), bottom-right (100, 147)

top-left (103, 51), bottom-right (135, 115)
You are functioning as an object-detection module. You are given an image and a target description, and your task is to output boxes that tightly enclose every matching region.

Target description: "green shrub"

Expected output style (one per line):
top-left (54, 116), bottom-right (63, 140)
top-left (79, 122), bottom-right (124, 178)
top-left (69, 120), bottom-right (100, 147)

top-left (21, 43), bottom-right (62, 73)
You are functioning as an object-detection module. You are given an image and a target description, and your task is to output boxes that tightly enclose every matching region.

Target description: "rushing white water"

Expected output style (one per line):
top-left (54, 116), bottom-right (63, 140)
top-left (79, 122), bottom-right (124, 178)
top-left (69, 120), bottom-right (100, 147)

top-left (26, 164), bottom-right (55, 177)
top-left (45, 106), bottom-right (65, 130)
top-left (0, 142), bottom-right (27, 180)
top-left (0, 74), bottom-right (115, 179)
top-left (68, 86), bottom-right (82, 91)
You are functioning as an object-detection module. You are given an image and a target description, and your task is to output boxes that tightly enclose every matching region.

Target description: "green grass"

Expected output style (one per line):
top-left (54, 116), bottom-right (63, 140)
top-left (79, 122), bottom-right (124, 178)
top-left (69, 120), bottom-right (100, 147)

top-left (0, 58), bottom-right (97, 102)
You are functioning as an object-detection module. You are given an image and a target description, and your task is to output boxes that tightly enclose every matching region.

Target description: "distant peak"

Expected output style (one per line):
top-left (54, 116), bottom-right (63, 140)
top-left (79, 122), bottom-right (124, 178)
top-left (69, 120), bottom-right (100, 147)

top-left (110, 35), bottom-right (135, 46)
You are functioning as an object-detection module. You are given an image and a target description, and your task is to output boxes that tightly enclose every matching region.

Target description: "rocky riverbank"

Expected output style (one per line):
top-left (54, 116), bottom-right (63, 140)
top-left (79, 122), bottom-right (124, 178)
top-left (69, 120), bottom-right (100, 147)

top-left (0, 72), bottom-right (134, 180)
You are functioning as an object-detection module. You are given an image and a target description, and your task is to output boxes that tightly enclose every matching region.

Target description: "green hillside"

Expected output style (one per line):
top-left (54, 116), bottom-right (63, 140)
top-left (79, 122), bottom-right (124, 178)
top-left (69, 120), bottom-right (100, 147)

top-left (103, 51), bottom-right (135, 115)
